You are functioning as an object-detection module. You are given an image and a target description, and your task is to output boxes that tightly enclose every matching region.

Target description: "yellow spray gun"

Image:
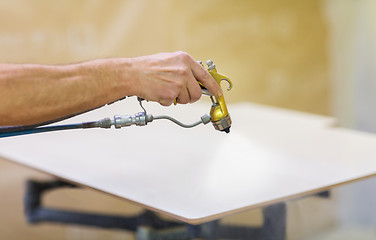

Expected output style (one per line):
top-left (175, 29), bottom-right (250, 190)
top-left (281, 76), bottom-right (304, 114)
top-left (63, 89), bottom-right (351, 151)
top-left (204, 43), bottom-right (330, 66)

top-left (198, 60), bottom-right (233, 133)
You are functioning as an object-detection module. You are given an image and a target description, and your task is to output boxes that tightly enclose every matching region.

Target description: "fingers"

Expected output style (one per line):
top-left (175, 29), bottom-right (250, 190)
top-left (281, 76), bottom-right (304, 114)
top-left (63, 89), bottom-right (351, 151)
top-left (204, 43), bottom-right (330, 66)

top-left (176, 88), bottom-right (190, 104)
top-left (134, 51), bottom-right (222, 107)
top-left (160, 80), bottom-right (197, 105)
top-left (157, 52), bottom-right (203, 106)
top-left (185, 71), bottom-right (202, 103)
top-left (188, 58), bottom-right (222, 98)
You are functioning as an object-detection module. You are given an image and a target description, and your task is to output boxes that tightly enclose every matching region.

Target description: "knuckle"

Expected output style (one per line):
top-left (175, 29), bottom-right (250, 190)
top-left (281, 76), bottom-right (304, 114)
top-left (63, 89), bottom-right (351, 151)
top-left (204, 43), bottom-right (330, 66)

top-left (175, 51), bottom-right (188, 57)
top-left (195, 68), bottom-right (210, 83)
top-left (175, 51), bottom-right (191, 62)
top-left (201, 68), bottom-right (211, 80)
top-left (174, 72), bottom-right (190, 89)
top-left (176, 66), bottom-right (189, 76)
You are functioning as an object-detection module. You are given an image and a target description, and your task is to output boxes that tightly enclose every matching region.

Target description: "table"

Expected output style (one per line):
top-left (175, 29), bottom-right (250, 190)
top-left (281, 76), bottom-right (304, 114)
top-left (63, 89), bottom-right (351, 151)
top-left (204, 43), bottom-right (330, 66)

top-left (0, 98), bottom-right (375, 225)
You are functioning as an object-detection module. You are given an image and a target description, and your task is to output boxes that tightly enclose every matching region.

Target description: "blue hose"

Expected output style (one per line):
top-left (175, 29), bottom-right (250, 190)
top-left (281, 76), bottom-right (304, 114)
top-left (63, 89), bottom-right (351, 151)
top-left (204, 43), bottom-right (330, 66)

top-left (0, 122), bottom-right (98, 138)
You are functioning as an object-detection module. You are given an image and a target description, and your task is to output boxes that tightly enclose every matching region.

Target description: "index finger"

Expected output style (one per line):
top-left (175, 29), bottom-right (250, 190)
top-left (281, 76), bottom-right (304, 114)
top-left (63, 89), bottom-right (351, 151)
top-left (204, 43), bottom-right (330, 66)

top-left (188, 57), bottom-right (223, 98)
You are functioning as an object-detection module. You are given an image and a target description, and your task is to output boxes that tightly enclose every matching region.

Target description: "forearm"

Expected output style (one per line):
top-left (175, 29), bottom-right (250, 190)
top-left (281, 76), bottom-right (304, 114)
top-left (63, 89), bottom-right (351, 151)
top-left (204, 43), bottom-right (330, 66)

top-left (0, 59), bottom-right (136, 126)
top-left (0, 52), bottom-right (221, 127)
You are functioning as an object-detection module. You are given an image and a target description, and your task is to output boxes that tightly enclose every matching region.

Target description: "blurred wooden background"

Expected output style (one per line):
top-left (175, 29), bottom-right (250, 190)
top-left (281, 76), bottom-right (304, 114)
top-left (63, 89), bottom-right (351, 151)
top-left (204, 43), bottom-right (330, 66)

top-left (0, 0), bottom-right (348, 239)
top-left (0, 0), bottom-right (330, 114)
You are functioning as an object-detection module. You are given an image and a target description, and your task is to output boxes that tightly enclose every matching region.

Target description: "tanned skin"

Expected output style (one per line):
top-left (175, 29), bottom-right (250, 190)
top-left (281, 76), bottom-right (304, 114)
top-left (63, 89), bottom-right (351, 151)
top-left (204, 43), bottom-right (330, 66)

top-left (0, 51), bottom-right (222, 126)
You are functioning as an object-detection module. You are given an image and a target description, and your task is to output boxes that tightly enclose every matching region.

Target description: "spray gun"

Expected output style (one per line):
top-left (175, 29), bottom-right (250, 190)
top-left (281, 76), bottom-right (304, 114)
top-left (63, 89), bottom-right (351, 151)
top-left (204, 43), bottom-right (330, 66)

top-left (110, 60), bottom-right (232, 131)
top-left (0, 60), bottom-right (232, 138)
top-left (200, 60), bottom-right (233, 133)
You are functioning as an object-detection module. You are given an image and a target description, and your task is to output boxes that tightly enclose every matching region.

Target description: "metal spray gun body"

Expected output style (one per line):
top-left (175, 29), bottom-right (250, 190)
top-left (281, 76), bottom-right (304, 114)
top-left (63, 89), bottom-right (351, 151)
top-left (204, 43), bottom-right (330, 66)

top-left (199, 60), bottom-right (233, 133)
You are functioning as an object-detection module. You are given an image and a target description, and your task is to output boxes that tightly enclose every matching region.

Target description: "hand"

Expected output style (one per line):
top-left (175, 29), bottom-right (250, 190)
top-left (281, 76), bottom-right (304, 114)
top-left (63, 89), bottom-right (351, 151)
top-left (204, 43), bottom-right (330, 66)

top-left (132, 51), bottom-right (222, 106)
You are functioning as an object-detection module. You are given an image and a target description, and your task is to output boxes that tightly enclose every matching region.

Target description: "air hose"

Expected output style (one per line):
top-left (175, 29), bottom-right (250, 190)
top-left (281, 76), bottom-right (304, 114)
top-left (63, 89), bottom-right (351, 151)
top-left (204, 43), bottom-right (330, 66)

top-left (0, 122), bottom-right (97, 138)
top-left (0, 112), bottom-right (211, 138)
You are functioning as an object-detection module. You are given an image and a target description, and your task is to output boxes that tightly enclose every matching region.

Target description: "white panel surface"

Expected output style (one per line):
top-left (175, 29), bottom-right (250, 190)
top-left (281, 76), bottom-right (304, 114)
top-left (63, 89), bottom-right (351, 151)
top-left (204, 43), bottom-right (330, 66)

top-left (1, 99), bottom-right (375, 224)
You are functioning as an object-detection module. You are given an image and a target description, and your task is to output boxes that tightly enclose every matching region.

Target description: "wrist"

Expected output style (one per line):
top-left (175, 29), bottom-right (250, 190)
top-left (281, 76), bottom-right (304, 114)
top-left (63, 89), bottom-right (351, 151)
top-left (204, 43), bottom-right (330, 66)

top-left (80, 58), bottom-right (138, 102)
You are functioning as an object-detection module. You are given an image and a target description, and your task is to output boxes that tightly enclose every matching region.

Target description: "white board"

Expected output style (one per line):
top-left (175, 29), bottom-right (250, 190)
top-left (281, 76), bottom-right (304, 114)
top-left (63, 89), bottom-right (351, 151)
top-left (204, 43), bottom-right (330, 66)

top-left (1, 99), bottom-right (374, 224)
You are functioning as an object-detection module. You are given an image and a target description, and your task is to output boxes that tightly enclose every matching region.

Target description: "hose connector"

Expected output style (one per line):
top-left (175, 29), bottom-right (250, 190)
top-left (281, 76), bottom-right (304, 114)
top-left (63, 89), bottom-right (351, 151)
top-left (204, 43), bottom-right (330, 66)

top-left (98, 109), bottom-right (210, 130)
top-left (113, 112), bottom-right (153, 129)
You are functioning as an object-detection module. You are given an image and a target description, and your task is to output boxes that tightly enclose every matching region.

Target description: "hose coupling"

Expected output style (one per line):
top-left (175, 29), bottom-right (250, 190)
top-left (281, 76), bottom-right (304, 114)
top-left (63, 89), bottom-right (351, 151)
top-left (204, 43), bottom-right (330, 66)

top-left (113, 112), bottom-right (153, 128)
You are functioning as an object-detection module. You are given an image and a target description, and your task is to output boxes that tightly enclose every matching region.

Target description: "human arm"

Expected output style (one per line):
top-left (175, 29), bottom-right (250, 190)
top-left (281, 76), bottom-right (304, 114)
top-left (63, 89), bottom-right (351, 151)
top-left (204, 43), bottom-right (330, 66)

top-left (0, 51), bottom-right (222, 126)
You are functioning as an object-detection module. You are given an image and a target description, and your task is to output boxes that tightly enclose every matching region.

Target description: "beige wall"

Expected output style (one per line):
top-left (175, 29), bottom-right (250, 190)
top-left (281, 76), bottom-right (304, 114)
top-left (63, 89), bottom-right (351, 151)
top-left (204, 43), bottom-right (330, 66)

top-left (0, 0), bottom-right (330, 114)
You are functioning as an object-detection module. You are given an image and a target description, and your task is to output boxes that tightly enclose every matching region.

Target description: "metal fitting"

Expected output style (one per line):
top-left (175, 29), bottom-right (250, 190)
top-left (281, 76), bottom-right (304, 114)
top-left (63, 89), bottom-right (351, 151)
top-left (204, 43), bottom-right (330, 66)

top-left (97, 118), bottom-right (112, 128)
top-left (201, 114), bottom-right (211, 125)
top-left (212, 115), bottom-right (231, 133)
top-left (206, 60), bottom-right (216, 70)
top-left (113, 112), bottom-right (153, 129)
